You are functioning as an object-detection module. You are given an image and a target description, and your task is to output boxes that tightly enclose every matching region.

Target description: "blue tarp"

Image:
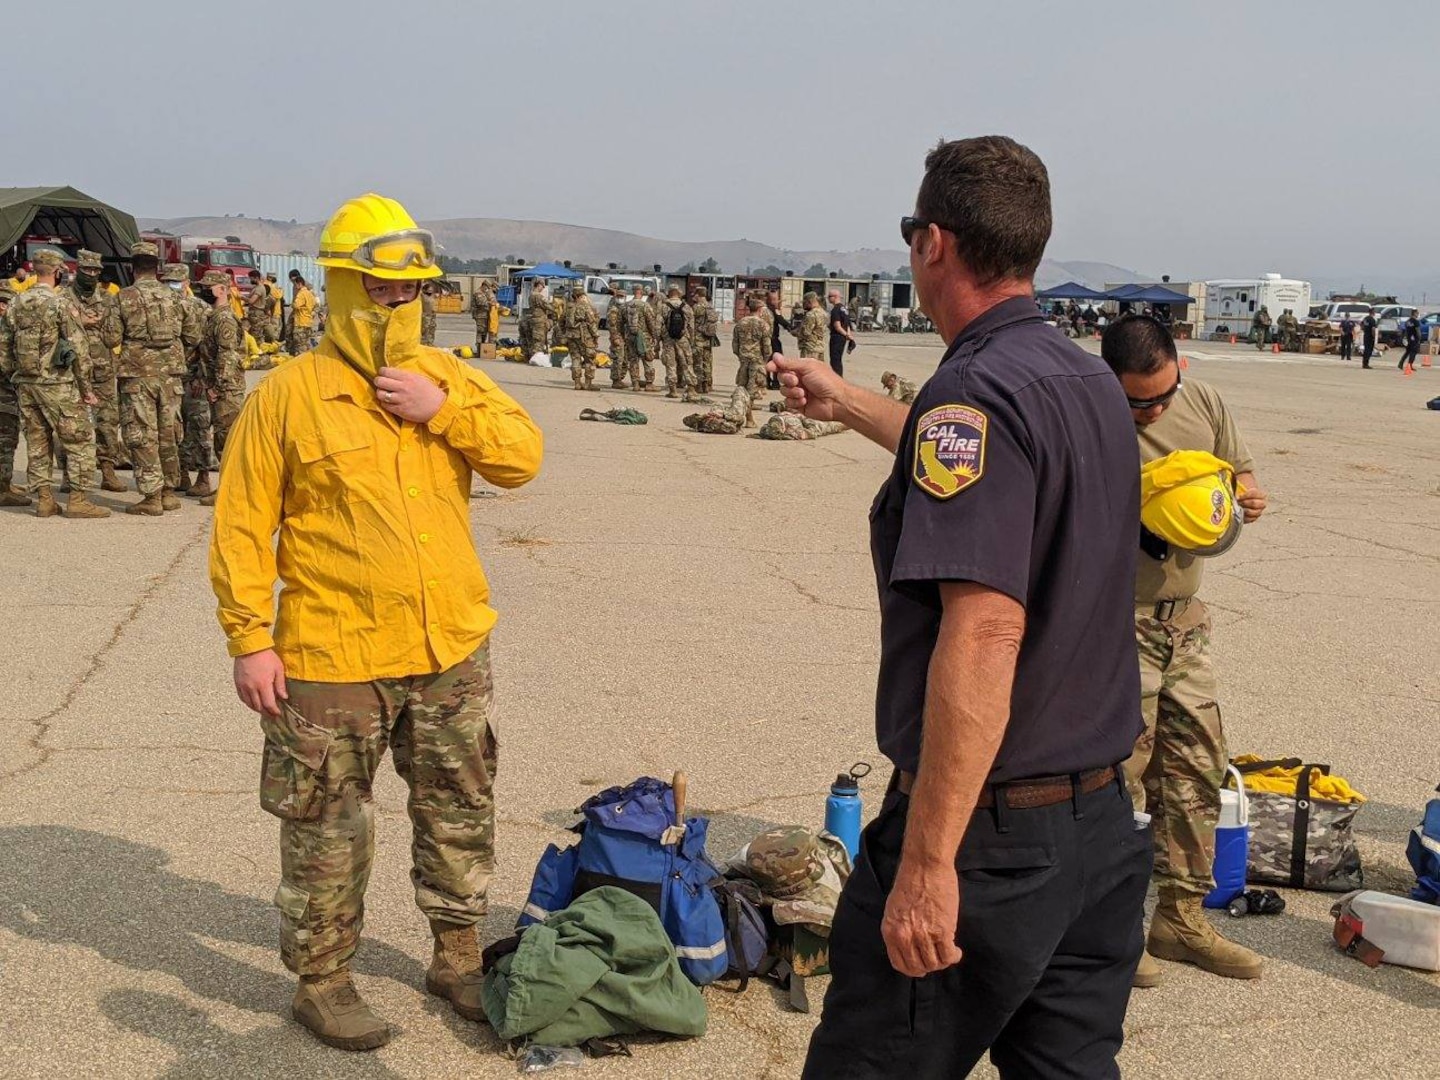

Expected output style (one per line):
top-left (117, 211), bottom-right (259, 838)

top-left (513, 261), bottom-right (584, 280)
top-left (1037, 281), bottom-right (1106, 301)
top-left (1104, 284), bottom-right (1193, 306)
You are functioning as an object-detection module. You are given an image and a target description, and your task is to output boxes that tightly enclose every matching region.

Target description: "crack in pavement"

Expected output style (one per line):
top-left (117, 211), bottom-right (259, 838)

top-left (767, 559), bottom-right (874, 614)
top-left (0, 519), bottom-right (211, 786)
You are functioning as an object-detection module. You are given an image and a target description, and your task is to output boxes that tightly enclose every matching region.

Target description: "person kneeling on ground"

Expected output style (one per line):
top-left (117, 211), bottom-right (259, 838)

top-left (208, 193), bottom-right (543, 1052)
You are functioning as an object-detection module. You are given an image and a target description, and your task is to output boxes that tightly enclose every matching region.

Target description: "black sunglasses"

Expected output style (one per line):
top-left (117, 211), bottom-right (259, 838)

top-left (900, 215), bottom-right (958, 246)
top-left (1126, 372), bottom-right (1183, 411)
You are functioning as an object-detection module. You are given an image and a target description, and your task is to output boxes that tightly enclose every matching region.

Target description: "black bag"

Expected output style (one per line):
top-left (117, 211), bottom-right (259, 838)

top-left (666, 304), bottom-right (687, 341)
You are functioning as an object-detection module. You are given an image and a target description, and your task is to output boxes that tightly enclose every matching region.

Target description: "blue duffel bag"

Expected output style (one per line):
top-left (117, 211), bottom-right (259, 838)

top-left (519, 776), bottom-right (728, 984)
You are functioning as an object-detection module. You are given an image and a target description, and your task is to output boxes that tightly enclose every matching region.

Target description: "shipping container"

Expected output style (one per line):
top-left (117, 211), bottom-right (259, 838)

top-left (780, 276), bottom-right (805, 310)
top-left (256, 253), bottom-right (325, 305)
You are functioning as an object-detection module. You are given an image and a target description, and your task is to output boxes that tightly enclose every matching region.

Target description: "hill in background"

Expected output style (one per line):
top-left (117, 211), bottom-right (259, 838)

top-left (138, 214), bottom-right (1144, 289)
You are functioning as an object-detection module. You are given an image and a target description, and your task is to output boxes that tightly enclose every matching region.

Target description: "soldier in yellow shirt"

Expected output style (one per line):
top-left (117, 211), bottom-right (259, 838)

top-left (287, 269), bottom-right (317, 355)
top-left (209, 194), bottom-right (543, 1051)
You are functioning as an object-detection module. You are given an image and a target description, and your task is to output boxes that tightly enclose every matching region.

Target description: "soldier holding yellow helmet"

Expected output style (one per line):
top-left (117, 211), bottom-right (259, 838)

top-left (1101, 314), bottom-right (1267, 989)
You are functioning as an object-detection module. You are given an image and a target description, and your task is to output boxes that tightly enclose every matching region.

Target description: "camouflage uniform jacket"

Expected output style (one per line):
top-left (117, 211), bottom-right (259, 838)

top-left (797, 307), bottom-right (828, 354)
top-left (887, 375), bottom-right (918, 404)
top-left (245, 282), bottom-right (272, 333)
top-left (732, 314), bottom-right (769, 364)
top-left (469, 288), bottom-right (492, 321)
top-left (606, 299), bottom-right (627, 337)
top-left (202, 305), bottom-right (245, 388)
top-left (690, 299), bottom-right (717, 345)
top-left (625, 298), bottom-right (657, 351)
top-left (181, 295), bottom-right (212, 378)
top-left (661, 299), bottom-right (694, 344)
top-left (67, 283), bottom-right (122, 370)
top-left (756, 301), bottom-right (774, 342)
top-left (1, 283), bottom-right (93, 396)
top-left (117, 278), bottom-right (185, 379)
top-left (564, 298), bottom-right (599, 346)
top-left (527, 295), bottom-right (552, 334)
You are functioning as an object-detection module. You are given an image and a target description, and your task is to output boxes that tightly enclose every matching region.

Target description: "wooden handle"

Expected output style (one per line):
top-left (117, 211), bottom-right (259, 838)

top-left (672, 770), bottom-right (687, 826)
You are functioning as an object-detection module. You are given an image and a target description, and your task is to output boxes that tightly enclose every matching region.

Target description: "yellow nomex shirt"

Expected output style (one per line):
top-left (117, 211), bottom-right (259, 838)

top-left (292, 285), bottom-right (317, 327)
top-left (208, 342), bottom-right (543, 681)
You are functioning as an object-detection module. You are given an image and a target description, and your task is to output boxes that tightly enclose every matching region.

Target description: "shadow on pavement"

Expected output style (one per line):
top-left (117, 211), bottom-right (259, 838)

top-left (0, 826), bottom-right (425, 1014)
top-left (101, 988), bottom-right (406, 1079)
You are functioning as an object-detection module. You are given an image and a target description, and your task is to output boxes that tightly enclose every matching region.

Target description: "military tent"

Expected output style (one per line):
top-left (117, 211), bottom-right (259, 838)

top-left (0, 186), bottom-right (140, 284)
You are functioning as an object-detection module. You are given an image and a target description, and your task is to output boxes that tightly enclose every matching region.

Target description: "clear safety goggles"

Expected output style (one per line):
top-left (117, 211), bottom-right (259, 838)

top-left (341, 228), bottom-right (437, 272)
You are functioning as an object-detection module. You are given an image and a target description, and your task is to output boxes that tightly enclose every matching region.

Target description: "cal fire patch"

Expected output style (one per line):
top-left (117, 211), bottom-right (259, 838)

top-left (913, 404), bottom-right (987, 499)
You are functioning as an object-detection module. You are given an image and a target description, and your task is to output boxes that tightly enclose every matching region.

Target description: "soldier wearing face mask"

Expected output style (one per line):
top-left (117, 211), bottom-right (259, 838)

top-left (68, 249), bottom-right (126, 490)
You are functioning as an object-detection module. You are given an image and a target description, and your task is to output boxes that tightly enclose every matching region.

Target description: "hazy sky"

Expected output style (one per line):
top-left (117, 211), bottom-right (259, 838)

top-left (5, 2), bottom-right (1433, 285)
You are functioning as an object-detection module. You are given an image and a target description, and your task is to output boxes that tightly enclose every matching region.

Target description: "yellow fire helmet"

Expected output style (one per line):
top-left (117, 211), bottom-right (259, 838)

top-left (317, 193), bottom-right (442, 281)
top-left (1140, 450), bottom-right (1242, 557)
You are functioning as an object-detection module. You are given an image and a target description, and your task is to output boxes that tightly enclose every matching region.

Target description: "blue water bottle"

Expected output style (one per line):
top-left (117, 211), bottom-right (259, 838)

top-left (825, 763), bottom-right (871, 861)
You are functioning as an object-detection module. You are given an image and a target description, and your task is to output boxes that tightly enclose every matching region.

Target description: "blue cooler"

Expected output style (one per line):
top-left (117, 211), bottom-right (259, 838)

top-left (1204, 766), bottom-right (1250, 909)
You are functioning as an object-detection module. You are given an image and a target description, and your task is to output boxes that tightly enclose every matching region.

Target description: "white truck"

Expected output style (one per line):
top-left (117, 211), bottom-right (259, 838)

top-left (1202, 275), bottom-right (1312, 341)
top-left (582, 273), bottom-right (662, 320)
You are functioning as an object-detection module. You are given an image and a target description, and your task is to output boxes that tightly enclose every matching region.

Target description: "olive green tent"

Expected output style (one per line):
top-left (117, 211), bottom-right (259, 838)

top-left (0, 186), bottom-right (140, 283)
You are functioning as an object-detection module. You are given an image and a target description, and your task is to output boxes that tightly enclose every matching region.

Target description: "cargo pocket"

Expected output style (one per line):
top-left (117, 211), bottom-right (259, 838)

top-left (274, 881), bottom-right (313, 967)
top-left (258, 704), bottom-right (333, 821)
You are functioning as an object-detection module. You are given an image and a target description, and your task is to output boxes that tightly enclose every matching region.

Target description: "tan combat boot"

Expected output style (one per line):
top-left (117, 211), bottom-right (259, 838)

top-left (161, 487), bottom-right (181, 511)
top-left (199, 492), bottom-right (217, 507)
top-left (34, 487), bottom-right (60, 518)
top-left (100, 464), bottom-right (127, 493)
top-left (63, 492), bottom-right (112, 519)
top-left (1148, 887), bottom-right (1263, 980)
top-left (174, 470), bottom-right (192, 495)
top-left (187, 472), bottom-right (213, 499)
top-left (292, 969), bottom-right (392, 1051)
top-left (1, 485), bottom-right (32, 507)
top-left (1132, 948), bottom-right (1162, 988)
top-left (425, 921), bottom-right (487, 1022)
top-left (126, 492), bottom-right (164, 517)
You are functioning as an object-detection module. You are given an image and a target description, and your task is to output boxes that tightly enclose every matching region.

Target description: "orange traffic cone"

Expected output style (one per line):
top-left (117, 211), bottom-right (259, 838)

top-left (1423, 353), bottom-right (1433, 368)
top-left (1272, 342), bottom-right (1281, 354)
top-left (1179, 355), bottom-right (1190, 370)
top-left (1229, 334), bottom-right (1237, 344)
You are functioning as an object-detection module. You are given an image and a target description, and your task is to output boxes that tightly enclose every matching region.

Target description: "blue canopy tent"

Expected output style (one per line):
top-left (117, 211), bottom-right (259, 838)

top-left (512, 261), bottom-right (584, 280)
top-left (1103, 284), bottom-right (1193, 306)
top-left (1036, 281), bottom-right (1106, 301)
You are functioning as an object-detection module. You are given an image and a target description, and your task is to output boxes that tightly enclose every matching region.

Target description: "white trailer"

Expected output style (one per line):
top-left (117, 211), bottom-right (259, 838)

top-left (1202, 275), bottom-right (1311, 340)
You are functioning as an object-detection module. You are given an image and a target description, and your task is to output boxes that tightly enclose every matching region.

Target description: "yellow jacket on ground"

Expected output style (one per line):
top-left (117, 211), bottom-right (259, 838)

top-left (208, 343), bottom-right (543, 680)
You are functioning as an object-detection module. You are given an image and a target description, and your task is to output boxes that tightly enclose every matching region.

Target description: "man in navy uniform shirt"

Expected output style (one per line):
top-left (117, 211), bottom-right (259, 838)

top-left (773, 136), bottom-right (1151, 1079)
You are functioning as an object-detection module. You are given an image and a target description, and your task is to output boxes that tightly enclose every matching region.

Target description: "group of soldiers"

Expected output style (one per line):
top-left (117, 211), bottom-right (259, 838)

top-left (1251, 305), bottom-right (1303, 351)
top-left (0, 240), bottom-right (267, 518)
top-left (732, 289), bottom-right (830, 402)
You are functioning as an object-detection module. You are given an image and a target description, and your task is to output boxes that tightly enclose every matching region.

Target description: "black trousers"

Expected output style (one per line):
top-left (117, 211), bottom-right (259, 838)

top-left (1402, 342), bottom-right (1419, 369)
top-left (803, 774), bottom-right (1152, 1080)
top-left (829, 337), bottom-right (846, 377)
top-left (1362, 335), bottom-right (1375, 365)
top-left (1340, 336), bottom-right (1353, 362)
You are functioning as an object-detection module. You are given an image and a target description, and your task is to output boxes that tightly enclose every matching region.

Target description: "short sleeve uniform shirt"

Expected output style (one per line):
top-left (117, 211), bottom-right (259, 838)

top-left (871, 297), bottom-right (1142, 781)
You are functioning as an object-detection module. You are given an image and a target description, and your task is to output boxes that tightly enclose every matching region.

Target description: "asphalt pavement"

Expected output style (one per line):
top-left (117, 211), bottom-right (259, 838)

top-left (0, 317), bottom-right (1435, 1078)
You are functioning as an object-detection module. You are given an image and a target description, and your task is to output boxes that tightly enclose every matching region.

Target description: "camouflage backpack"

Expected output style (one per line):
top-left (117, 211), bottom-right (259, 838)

top-left (1236, 758), bottom-right (1364, 892)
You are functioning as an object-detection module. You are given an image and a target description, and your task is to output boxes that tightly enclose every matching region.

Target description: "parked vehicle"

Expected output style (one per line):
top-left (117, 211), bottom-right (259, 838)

top-left (1202, 275), bottom-right (1313, 339)
top-left (1372, 303), bottom-right (1417, 345)
top-left (584, 273), bottom-right (661, 320)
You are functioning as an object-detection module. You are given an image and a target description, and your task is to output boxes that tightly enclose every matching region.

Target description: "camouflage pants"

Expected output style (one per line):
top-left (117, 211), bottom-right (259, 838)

top-left (266, 645), bottom-right (498, 977)
top-left (607, 330), bottom-right (629, 386)
top-left (165, 377), bottom-right (186, 488)
top-left (90, 362), bottom-right (126, 468)
top-left (247, 315), bottom-right (269, 347)
top-left (567, 339), bottom-right (597, 387)
top-left (421, 314), bottom-right (436, 346)
top-left (659, 339), bottom-right (692, 391)
top-left (17, 380), bottom-right (97, 495)
top-left (472, 316), bottom-right (490, 348)
top-left (288, 324), bottom-right (313, 358)
top-left (180, 384), bottom-right (216, 473)
top-left (0, 383), bottom-right (19, 489)
top-left (213, 379), bottom-right (245, 460)
top-left (738, 358), bottom-right (767, 399)
top-left (799, 344), bottom-right (825, 362)
top-left (692, 344), bottom-right (713, 391)
top-left (119, 376), bottom-right (177, 498)
top-left (1122, 599), bottom-right (1226, 898)
top-left (633, 338), bottom-right (655, 386)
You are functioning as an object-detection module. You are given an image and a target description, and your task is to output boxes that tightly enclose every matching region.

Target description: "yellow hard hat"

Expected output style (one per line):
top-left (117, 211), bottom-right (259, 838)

top-left (1140, 450), bottom-right (1241, 557)
top-left (317, 193), bottom-right (442, 281)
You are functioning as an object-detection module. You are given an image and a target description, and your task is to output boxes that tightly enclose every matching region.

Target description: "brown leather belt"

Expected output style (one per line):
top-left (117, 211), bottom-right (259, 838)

top-left (895, 765), bottom-right (1116, 809)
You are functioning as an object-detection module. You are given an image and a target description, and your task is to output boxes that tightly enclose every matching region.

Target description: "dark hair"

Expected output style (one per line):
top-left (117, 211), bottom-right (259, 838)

top-left (132, 254), bottom-right (159, 273)
top-left (289, 269), bottom-right (302, 281)
top-left (1100, 314), bottom-right (1177, 376)
top-left (249, 270), bottom-right (260, 280)
top-left (916, 135), bottom-right (1051, 284)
